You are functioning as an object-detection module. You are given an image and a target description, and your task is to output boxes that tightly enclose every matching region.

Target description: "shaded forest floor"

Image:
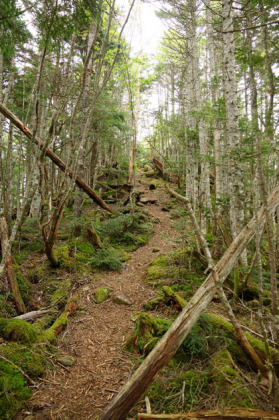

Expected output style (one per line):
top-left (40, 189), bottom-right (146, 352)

top-left (17, 175), bottom-right (180, 419)
top-left (0, 170), bottom-right (274, 419)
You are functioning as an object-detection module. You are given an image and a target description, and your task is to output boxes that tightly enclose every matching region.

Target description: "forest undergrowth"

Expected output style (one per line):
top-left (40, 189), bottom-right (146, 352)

top-left (0, 165), bottom-right (278, 419)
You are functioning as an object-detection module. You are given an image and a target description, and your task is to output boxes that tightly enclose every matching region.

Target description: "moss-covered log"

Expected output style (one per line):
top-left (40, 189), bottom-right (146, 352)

top-left (146, 287), bottom-right (279, 369)
top-left (41, 299), bottom-right (78, 343)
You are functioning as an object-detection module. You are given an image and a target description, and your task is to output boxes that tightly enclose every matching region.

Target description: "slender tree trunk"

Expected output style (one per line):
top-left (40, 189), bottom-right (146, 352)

top-left (222, 0), bottom-right (247, 264)
top-left (246, 16), bottom-right (278, 330)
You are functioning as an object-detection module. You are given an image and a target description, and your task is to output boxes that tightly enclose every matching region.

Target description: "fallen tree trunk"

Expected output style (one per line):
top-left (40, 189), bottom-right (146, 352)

top-left (0, 217), bottom-right (26, 314)
top-left (138, 408), bottom-right (279, 419)
top-left (99, 184), bottom-right (279, 420)
top-left (0, 102), bottom-right (114, 214)
top-left (14, 309), bottom-right (55, 322)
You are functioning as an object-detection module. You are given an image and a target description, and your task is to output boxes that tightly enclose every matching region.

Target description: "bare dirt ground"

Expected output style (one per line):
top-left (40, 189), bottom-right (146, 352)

top-left (19, 177), bottom-right (180, 420)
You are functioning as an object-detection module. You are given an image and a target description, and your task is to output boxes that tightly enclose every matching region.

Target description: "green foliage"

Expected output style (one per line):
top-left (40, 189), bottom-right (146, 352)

top-left (92, 211), bottom-right (153, 253)
top-left (14, 267), bottom-right (32, 304)
top-left (0, 360), bottom-right (31, 419)
top-left (125, 313), bottom-right (170, 355)
top-left (0, 343), bottom-right (44, 378)
top-left (14, 251), bottom-right (29, 265)
top-left (50, 280), bottom-right (71, 308)
top-left (0, 0), bottom-right (30, 58)
top-left (88, 247), bottom-right (123, 271)
top-left (146, 369), bottom-right (208, 413)
top-left (209, 349), bottom-right (255, 408)
top-left (0, 318), bottom-right (39, 344)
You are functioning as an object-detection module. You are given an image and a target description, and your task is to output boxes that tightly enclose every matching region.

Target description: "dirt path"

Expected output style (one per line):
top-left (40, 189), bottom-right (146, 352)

top-left (20, 177), bottom-right (179, 420)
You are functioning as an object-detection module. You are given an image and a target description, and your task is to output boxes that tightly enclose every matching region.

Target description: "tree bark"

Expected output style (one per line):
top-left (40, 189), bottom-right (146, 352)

top-left (0, 217), bottom-right (26, 314)
top-left (99, 184), bottom-right (279, 420)
top-left (137, 409), bottom-right (279, 419)
top-left (0, 102), bottom-right (115, 214)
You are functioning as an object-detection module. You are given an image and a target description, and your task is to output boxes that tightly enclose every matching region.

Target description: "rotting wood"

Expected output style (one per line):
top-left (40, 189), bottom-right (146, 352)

top-left (99, 184), bottom-right (279, 420)
top-left (216, 214), bottom-right (232, 247)
top-left (137, 408), bottom-right (279, 419)
top-left (0, 217), bottom-right (26, 314)
top-left (0, 102), bottom-right (115, 214)
top-left (152, 158), bottom-right (164, 176)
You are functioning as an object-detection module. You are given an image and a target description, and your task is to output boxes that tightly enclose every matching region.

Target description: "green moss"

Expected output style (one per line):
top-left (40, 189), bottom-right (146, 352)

top-left (145, 250), bottom-right (204, 290)
top-left (0, 341), bottom-right (45, 418)
top-left (14, 251), bottom-right (29, 265)
top-left (55, 245), bottom-right (76, 272)
top-left (0, 294), bottom-right (16, 318)
top-left (41, 313), bottom-right (67, 344)
top-left (0, 318), bottom-right (39, 344)
top-left (0, 343), bottom-right (44, 378)
top-left (151, 255), bottom-right (168, 267)
top-left (40, 297), bottom-right (78, 344)
top-left (145, 265), bottom-right (166, 284)
top-left (125, 313), bottom-right (170, 355)
top-left (21, 240), bottom-right (44, 253)
top-left (209, 349), bottom-right (256, 408)
top-left (50, 280), bottom-right (71, 307)
top-left (143, 296), bottom-right (165, 311)
top-left (162, 285), bottom-right (187, 309)
top-left (88, 247), bottom-right (123, 271)
top-left (0, 359), bottom-right (31, 419)
top-left (13, 266), bottom-right (32, 304)
top-left (146, 369), bottom-right (208, 413)
top-left (94, 287), bottom-right (112, 303)
top-left (205, 312), bottom-right (279, 365)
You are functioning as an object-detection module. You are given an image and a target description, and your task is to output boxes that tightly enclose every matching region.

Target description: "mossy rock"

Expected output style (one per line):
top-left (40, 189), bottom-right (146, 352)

top-left (145, 255), bottom-right (168, 285)
top-left (125, 313), bottom-right (170, 355)
top-left (209, 349), bottom-right (256, 408)
top-left (56, 355), bottom-right (76, 367)
top-left (0, 318), bottom-right (39, 344)
top-left (94, 287), bottom-right (113, 304)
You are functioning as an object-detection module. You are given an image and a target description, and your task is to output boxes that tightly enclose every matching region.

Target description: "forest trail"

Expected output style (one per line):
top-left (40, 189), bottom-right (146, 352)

top-left (19, 175), bottom-right (180, 420)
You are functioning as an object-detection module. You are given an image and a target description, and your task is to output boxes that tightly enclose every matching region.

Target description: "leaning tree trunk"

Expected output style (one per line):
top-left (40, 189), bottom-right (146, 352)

top-left (0, 102), bottom-right (115, 214)
top-left (99, 183), bottom-right (279, 420)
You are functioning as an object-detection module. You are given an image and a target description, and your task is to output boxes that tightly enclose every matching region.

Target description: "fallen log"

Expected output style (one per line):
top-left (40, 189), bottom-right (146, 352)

top-left (99, 184), bottom-right (279, 420)
top-left (0, 102), bottom-right (114, 214)
top-left (14, 309), bottom-right (56, 322)
top-left (0, 217), bottom-right (26, 314)
top-left (138, 408), bottom-right (279, 419)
